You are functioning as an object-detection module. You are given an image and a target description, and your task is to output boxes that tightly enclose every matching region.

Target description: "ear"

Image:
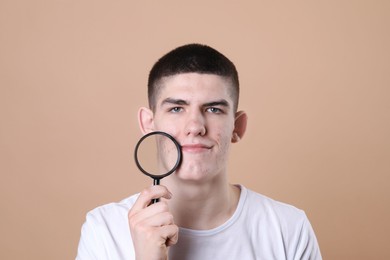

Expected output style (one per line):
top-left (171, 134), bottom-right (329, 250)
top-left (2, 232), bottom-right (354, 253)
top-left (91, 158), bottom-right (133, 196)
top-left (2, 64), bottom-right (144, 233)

top-left (231, 111), bottom-right (247, 143)
top-left (138, 107), bottom-right (154, 134)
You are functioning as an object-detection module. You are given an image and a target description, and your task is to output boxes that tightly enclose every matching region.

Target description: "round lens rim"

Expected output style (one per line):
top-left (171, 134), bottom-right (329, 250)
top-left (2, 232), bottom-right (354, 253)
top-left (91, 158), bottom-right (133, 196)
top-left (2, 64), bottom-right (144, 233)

top-left (134, 131), bottom-right (182, 180)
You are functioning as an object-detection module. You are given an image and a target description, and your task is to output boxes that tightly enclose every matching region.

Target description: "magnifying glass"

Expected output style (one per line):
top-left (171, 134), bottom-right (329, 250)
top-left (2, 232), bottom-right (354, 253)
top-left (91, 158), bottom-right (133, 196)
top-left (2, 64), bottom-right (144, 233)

top-left (134, 131), bottom-right (182, 203)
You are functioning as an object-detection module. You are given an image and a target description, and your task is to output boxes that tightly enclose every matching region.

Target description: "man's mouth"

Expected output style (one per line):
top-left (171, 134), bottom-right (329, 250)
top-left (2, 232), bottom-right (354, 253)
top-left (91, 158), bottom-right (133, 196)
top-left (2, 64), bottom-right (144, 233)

top-left (181, 144), bottom-right (211, 153)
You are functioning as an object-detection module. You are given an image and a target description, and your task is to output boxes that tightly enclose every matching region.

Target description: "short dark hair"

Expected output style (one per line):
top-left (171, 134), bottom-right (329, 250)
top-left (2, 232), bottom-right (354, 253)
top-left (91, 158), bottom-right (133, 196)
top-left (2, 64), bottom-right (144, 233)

top-left (147, 43), bottom-right (239, 111)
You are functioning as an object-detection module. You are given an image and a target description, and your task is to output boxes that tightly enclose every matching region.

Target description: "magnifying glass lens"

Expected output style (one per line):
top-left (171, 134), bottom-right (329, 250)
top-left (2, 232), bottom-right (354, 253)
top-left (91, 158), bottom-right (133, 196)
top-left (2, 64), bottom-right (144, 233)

top-left (134, 132), bottom-right (181, 204)
top-left (135, 133), bottom-right (180, 178)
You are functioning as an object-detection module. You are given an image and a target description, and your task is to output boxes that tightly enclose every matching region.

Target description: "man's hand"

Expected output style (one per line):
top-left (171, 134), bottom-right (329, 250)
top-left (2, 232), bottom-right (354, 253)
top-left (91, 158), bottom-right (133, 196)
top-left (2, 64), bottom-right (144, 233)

top-left (128, 185), bottom-right (178, 260)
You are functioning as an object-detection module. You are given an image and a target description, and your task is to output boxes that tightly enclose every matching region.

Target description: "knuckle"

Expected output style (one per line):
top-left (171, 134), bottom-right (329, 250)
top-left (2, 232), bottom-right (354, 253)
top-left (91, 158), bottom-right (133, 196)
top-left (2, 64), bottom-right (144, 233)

top-left (173, 224), bottom-right (179, 232)
top-left (140, 188), bottom-right (152, 198)
top-left (166, 212), bottom-right (174, 222)
top-left (158, 201), bottom-right (169, 211)
top-left (161, 211), bottom-right (174, 223)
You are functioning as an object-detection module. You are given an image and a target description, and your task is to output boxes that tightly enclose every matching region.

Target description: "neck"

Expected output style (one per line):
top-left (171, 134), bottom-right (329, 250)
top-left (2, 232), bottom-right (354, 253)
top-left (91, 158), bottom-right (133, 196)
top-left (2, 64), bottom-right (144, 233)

top-left (161, 174), bottom-right (240, 230)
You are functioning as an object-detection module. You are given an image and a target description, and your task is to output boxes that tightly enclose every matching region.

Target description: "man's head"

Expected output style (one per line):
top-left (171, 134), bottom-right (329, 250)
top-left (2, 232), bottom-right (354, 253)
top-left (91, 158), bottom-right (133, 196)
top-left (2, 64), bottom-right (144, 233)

top-left (148, 43), bottom-right (239, 112)
top-left (140, 44), bottom-right (247, 181)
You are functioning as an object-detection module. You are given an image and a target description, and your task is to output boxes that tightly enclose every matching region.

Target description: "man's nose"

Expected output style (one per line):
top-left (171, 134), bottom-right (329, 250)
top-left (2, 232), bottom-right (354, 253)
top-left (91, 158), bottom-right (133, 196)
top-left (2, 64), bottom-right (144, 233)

top-left (185, 112), bottom-right (206, 136)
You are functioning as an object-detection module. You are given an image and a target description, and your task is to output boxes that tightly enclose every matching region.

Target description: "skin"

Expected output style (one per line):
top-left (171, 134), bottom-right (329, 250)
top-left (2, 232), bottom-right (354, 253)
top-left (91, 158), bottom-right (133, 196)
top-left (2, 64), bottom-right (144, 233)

top-left (128, 73), bottom-right (247, 260)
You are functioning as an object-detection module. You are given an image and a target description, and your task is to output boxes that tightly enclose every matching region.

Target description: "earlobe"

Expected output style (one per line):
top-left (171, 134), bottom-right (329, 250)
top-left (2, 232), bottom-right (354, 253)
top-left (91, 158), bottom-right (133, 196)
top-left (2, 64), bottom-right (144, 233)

top-left (138, 107), bottom-right (154, 134)
top-left (232, 132), bottom-right (241, 142)
top-left (232, 111), bottom-right (248, 143)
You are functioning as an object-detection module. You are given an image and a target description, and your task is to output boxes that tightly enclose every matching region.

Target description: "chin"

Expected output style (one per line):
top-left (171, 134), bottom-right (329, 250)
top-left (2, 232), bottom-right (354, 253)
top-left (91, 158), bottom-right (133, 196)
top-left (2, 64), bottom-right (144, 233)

top-left (173, 165), bottom-right (217, 183)
top-left (176, 166), bottom-right (207, 179)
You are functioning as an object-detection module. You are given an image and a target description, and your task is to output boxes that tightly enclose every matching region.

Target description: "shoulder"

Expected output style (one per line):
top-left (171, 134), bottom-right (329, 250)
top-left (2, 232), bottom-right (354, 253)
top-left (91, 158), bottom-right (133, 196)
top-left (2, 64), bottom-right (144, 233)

top-left (84, 193), bottom-right (140, 225)
top-left (244, 187), bottom-right (306, 222)
top-left (241, 186), bottom-right (310, 241)
top-left (242, 187), bottom-right (322, 259)
top-left (76, 194), bottom-right (139, 259)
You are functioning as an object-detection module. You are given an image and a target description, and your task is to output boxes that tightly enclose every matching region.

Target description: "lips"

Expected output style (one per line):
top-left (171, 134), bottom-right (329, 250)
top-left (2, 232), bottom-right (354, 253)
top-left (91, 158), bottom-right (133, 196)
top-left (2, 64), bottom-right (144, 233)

top-left (181, 143), bottom-right (212, 153)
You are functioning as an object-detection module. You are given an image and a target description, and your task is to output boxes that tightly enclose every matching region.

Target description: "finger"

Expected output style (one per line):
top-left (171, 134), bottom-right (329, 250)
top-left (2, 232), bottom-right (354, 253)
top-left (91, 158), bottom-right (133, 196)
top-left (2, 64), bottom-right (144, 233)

top-left (130, 202), bottom-right (173, 227)
top-left (129, 186), bottom-right (172, 216)
top-left (141, 211), bottom-right (175, 228)
top-left (161, 224), bottom-right (179, 247)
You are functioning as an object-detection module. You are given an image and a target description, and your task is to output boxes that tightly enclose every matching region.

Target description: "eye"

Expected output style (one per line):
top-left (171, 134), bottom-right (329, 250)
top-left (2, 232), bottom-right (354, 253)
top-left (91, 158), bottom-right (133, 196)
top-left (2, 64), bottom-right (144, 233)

top-left (206, 107), bottom-right (223, 114)
top-left (169, 107), bottom-right (183, 113)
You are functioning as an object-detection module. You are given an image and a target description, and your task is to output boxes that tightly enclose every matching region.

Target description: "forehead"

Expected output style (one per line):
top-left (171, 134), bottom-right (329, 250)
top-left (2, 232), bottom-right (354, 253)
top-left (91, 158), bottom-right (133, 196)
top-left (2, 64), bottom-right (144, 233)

top-left (155, 73), bottom-right (235, 105)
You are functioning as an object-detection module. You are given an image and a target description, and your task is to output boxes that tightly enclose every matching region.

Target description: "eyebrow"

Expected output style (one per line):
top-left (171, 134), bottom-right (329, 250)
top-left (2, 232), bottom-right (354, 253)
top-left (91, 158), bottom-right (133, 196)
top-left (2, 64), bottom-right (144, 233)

top-left (160, 98), bottom-right (230, 108)
top-left (161, 98), bottom-right (189, 107)
top-left (203, 100), bottom-right (230, 108)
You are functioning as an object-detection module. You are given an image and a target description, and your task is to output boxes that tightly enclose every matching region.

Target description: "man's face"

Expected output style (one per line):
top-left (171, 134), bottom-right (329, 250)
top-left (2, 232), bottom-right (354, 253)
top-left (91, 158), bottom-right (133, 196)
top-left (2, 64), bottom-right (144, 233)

top-left (151, 73), bottom-right (237, 182)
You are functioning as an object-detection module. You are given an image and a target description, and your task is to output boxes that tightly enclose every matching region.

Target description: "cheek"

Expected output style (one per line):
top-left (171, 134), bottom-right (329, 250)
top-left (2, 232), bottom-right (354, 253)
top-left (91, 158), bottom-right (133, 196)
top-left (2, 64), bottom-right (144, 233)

top-left (216, 130), bottom-right (233, 150)
top-left (215, 122), bottom-right (234, 141)
top-left (153, 119), bottom-right (178, 134)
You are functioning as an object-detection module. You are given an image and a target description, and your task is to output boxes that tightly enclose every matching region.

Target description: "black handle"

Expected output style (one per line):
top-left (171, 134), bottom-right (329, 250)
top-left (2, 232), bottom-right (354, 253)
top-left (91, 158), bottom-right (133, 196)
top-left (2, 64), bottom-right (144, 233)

top-left (152, 178), bottom-right (160, 204)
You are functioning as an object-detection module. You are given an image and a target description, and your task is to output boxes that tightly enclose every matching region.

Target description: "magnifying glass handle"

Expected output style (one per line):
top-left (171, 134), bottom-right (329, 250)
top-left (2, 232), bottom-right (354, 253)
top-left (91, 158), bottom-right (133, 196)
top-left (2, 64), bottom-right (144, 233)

top-left (152, 178), bottom-right (160, 204)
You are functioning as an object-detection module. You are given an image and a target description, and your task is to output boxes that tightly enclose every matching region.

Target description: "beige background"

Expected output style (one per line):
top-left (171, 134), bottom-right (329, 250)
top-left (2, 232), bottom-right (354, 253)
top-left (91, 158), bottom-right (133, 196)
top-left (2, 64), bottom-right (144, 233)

top-left (1, 0), bottom-right (389, 259)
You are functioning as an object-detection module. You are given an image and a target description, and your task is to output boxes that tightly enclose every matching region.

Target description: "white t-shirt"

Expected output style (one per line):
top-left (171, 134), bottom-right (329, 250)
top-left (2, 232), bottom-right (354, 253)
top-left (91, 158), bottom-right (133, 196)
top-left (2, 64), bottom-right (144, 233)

top-left (76, 186), bottom-right (322, 260)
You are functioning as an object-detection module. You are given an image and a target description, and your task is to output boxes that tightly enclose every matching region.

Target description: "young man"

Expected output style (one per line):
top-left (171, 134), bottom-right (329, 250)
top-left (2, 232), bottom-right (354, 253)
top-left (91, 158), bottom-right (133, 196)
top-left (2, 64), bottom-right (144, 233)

top-left (77, 44), bottom-right (322, 259)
